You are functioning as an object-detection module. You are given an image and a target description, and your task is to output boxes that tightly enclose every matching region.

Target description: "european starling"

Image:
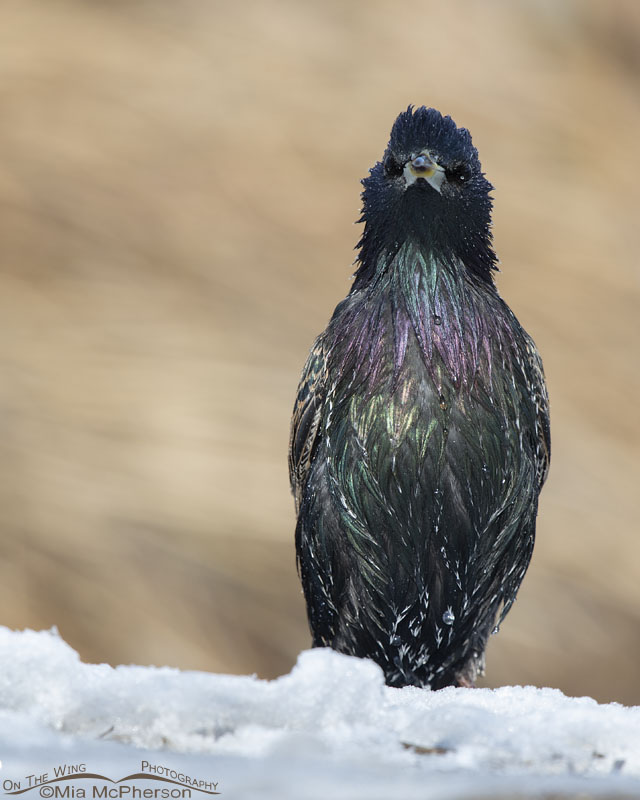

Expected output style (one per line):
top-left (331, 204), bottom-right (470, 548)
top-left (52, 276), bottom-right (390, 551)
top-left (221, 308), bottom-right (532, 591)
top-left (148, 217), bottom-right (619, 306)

top-left (289, 107), bottom-right (550, 689)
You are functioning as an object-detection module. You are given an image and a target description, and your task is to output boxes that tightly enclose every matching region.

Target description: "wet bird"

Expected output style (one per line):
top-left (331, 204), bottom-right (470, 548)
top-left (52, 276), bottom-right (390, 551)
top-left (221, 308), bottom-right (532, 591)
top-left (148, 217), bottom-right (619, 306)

top-left (289, 107), bottom-right (550, 689)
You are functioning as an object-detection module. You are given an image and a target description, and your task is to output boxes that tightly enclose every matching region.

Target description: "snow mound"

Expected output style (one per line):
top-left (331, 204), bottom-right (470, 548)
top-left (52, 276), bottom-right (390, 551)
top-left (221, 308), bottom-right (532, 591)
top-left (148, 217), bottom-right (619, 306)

top-left (0, 627), bottom-right (639, 799)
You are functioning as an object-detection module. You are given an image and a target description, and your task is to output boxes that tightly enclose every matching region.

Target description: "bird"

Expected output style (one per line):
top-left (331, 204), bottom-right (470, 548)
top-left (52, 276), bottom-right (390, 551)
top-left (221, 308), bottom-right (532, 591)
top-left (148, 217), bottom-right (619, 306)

top-left (289, 106), bottom-right (550, 690)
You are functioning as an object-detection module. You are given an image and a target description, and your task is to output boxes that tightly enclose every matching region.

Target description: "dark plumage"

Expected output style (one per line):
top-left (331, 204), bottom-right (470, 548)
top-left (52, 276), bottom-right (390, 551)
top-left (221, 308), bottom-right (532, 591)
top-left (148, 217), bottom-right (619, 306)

top-left (289, 106), bottom-right (550, 689)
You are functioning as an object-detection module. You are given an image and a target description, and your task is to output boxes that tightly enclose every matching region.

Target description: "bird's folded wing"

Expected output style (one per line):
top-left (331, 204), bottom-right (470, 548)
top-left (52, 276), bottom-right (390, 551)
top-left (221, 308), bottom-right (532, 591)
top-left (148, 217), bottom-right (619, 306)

top-left (525, 334), bottom-right (551, 490)
top-left (289, 335), bottom-right (328, 512)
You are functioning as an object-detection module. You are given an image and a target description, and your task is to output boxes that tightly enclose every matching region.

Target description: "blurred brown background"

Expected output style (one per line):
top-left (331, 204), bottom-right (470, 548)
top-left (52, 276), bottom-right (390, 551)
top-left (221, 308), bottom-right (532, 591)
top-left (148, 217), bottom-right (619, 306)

top-left (0, 0), bottom-right (638, 704)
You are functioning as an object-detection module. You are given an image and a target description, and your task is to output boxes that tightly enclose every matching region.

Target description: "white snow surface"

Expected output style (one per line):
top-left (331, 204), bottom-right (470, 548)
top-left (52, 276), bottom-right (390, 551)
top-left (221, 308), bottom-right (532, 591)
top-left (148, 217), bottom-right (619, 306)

top-left (0, 627), bottom-right (639, 799)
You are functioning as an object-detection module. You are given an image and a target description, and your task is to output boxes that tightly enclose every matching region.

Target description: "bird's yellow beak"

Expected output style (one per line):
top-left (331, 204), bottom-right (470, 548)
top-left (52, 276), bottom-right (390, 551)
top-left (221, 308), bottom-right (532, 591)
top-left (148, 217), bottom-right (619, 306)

top-left (404, 152), bottom-right (445, 193)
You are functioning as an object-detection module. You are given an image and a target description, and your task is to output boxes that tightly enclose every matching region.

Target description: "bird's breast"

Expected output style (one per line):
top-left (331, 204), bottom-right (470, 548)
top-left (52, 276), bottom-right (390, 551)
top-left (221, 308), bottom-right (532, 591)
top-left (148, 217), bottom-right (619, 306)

top-left (320, 297), bottom-right (535, 547)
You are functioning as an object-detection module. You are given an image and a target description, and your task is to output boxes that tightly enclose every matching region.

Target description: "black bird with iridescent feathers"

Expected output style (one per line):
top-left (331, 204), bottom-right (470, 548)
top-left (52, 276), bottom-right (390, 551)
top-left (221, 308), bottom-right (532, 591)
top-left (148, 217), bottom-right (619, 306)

top-left (289, 107), bottom-right (550, 689)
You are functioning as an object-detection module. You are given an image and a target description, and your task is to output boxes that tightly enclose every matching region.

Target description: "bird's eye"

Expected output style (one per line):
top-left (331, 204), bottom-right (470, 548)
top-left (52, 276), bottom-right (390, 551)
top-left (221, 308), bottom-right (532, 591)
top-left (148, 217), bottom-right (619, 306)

top-left (383, 154), bottom-right (404, 178)
top-left (444, 163), bottom-right (472, 184)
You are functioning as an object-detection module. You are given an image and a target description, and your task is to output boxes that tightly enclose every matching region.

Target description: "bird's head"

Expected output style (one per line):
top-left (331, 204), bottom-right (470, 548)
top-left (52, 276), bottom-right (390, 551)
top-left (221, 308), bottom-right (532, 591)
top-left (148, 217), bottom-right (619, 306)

top-left (356, 106), bottom-right (497, 284)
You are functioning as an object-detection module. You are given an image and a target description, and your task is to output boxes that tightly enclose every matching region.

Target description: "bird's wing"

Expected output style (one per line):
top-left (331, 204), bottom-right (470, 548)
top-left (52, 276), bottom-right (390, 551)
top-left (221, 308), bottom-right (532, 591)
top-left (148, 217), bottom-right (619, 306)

top-left (289, 335), bottom-right (327, 512)
top-left (524, 333), bottom-right (551, 490)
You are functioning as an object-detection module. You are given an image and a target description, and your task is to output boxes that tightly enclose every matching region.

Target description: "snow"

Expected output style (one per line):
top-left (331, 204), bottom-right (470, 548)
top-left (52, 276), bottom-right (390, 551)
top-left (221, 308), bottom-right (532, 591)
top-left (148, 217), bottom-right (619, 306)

top-left (0, 627), bottom-right (639, 799)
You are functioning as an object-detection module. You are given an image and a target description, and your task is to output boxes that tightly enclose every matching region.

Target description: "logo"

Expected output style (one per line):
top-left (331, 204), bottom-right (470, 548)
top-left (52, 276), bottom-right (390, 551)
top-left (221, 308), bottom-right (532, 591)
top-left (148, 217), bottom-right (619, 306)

top-left (2, 762), bottom-right (220, 798)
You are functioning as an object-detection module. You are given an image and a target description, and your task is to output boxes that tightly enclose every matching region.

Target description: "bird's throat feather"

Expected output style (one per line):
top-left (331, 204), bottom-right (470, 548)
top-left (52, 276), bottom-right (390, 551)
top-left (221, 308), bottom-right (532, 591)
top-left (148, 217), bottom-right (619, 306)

top-left (329, 241), bottom-right (513, 397)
